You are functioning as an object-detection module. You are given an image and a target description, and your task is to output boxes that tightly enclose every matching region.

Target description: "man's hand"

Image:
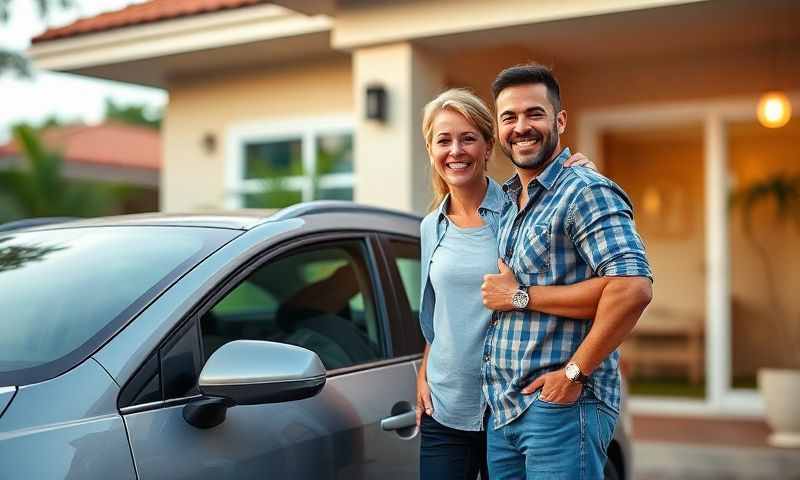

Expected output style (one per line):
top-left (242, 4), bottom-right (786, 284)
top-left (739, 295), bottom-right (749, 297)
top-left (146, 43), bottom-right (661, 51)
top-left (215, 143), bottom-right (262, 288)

top-left (564, 152), bottom-right (598, 172)
top-left (416, 373), bottom-right (433, 426)
top-left (482, 259), bottom-right (519, 311)
top-left (522, 369), bottom-right (583, 405)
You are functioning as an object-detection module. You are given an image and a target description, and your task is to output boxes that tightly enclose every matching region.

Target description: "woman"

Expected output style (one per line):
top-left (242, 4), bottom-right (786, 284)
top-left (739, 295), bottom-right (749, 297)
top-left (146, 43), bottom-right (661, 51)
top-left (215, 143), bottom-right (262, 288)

top-left (416, 88), bottom-right (610, 479)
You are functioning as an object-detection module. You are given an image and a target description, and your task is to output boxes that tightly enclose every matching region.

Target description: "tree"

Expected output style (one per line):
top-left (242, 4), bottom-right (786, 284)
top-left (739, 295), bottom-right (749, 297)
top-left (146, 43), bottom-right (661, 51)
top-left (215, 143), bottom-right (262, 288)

top-left (104, 98), bottom-right (162, 129)
top-left (0, 124), bottom-right (122, 221)
top-left (0, 0), bottom-right (75, 77)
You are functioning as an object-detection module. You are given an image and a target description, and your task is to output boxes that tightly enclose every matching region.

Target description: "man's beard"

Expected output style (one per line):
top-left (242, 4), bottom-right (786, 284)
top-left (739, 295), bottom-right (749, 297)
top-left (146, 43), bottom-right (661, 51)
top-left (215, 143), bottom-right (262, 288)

top-left (501, 122), bottom-right (559, 171)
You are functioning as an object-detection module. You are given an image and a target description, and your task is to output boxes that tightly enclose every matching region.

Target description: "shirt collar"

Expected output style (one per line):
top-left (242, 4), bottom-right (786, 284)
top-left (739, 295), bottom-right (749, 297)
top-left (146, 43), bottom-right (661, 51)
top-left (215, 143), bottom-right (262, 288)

top-left (502, 147), bottom-right (571, 194)
top-left (435, 177), bottom-right (504, 224)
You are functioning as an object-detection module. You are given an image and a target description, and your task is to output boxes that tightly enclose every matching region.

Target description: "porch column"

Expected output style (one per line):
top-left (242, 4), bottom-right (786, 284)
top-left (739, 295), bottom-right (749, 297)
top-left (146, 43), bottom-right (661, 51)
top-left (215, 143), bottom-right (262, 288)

top-left (704, 113), bottom-right (731, 408)
top-left (352, 43), bottom-right (445, 214)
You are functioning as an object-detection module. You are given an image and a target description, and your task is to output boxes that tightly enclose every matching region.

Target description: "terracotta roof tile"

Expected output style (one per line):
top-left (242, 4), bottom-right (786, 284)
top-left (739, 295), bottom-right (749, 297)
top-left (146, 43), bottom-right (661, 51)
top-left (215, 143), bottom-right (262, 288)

top-left (0, 123), bottom-right (161, 171)
top-left (33, 0), bottom-right (264, 43)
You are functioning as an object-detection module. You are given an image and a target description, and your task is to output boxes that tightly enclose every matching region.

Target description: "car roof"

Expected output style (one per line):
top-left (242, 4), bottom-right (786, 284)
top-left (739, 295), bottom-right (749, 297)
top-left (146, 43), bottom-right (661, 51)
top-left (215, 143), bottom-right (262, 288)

top-left (4, 201), bottom-right (421, 232)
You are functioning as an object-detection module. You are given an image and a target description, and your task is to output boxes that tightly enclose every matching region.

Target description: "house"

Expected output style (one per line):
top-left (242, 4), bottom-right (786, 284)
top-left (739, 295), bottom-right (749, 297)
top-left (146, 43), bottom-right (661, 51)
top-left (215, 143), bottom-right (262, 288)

top-left (0, 122), bottom-right (161, 214)
top-left (28, 0), bottom-right (800, 419)
top-left (0, 122), bottom-right (160, 189)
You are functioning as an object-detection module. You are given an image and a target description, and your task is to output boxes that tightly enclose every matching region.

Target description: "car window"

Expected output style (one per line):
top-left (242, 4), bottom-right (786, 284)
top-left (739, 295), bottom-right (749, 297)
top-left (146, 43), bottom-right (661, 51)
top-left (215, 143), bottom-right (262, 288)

top-left (200, 240), bottom-right (386, 370)
top-left (0, 226), bottom-right (236, 387)
top-left (384, 239), bottom-right (425, 354)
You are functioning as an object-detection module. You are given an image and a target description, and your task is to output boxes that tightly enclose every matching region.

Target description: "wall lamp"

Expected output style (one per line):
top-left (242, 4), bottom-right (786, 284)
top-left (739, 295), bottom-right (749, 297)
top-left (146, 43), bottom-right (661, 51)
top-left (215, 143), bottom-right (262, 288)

top-left (365, 84), bottom-right (387, 122)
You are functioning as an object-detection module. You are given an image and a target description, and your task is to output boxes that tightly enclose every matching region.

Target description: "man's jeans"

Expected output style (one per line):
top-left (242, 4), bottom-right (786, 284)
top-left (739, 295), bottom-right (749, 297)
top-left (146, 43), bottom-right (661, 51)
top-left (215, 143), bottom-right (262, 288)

top-left (486, 389), bottom-right (617, 479)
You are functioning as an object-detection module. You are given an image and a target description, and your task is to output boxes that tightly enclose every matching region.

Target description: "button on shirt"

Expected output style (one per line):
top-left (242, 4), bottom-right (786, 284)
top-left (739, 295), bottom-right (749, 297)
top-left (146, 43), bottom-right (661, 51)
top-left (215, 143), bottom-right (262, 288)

top-left (482, 148), bottom-right (653, 429)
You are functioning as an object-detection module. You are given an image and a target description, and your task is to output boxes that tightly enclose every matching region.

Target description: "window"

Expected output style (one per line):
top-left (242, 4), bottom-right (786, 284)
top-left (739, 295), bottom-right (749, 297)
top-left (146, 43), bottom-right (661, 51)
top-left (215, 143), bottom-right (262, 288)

top-left (227, 118), bottom-right (354, 208)
top-left (384, 239), bottom-right (425, 354)
top-left (201, 241), bottom-right (385, 370)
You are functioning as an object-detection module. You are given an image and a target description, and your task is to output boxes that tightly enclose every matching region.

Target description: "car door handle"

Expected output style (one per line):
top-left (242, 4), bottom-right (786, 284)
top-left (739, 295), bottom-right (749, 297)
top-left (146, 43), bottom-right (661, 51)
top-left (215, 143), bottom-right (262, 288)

top-left (380, 410), bottom-right (416, 431)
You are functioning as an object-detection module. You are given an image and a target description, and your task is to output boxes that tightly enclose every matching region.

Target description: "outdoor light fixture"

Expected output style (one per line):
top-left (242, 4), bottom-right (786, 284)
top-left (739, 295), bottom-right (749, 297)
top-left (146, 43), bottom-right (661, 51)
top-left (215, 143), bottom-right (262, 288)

top-left (202, 132), bottom-right (217, 154)
top-left (757, 91), bottom-right (792, 129)
top-left (365, 84), bottom-right (387, 122)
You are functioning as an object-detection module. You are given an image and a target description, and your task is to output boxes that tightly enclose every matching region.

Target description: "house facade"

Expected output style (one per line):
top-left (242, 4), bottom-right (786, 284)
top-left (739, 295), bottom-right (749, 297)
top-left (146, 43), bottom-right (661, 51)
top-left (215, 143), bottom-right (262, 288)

top-left (29, 0), bottom-right (800, 418)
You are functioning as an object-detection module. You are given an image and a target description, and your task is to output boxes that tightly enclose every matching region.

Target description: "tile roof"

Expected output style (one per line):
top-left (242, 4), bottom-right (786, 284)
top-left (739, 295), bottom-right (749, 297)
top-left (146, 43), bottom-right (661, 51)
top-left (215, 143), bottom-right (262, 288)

top-left (33, 0), bottom-right (264, 43)
top-left (0, 123), bottom-right (161, 171)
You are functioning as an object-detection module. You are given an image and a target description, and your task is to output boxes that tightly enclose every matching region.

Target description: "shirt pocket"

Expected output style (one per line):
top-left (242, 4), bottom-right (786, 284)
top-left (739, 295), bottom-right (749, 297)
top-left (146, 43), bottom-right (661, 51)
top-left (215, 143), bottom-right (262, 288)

top-left (517, 224), bottom-right (551, 277)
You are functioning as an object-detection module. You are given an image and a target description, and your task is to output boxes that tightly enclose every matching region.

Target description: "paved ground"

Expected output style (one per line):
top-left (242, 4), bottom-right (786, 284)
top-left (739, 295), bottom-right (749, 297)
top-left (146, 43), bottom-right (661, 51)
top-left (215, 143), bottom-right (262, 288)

top-left (632, 415), bottom-right (800, 480)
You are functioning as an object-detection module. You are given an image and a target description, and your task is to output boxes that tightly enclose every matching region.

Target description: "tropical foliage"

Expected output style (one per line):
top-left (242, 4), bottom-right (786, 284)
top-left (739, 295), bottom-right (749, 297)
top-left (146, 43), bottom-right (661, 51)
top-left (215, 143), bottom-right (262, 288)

top-left (0, 124), bottom-right (130, 222)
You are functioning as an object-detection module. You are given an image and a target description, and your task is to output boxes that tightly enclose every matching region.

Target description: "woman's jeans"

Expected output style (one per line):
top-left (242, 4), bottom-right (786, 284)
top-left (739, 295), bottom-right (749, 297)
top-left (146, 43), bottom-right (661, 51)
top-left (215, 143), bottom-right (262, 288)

top-left (486, 389), bottom-right (618, 479)
top-left (419, 414), bottom-right (488, 480)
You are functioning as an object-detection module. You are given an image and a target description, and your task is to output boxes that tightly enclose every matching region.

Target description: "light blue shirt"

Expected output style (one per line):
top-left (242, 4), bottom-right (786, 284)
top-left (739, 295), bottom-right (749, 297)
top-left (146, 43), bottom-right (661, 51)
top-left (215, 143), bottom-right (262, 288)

top-left (418, 177), bottom-right (506, 430)
top-left (427, 221), bottom-right (497, 430)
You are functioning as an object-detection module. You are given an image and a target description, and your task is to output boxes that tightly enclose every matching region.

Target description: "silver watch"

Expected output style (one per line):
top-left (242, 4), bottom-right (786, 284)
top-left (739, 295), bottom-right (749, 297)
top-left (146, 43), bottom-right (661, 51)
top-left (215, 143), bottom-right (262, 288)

top-left (510, 286), bottom-right (529, 309)
top-left (565, 362), bottom-right (588, 384)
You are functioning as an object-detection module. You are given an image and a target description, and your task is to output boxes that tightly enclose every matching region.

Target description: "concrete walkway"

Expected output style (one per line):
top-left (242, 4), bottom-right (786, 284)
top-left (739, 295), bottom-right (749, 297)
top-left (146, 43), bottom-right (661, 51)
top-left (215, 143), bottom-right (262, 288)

top-left (634, 442), bottom-right (800, 479)
top-left (632, 415), bottom-right (800, 479)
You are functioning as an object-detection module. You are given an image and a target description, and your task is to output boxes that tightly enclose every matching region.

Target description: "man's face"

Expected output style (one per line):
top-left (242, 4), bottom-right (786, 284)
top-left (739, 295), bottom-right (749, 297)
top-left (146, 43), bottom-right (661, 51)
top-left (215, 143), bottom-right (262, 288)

top-left (495, 83), bottom-right (566, 172)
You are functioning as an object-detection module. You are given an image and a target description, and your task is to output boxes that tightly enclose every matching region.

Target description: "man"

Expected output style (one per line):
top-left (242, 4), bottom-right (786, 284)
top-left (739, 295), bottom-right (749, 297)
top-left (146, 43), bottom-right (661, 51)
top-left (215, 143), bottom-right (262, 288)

top-left (480, 64), bottom-right (653, 479)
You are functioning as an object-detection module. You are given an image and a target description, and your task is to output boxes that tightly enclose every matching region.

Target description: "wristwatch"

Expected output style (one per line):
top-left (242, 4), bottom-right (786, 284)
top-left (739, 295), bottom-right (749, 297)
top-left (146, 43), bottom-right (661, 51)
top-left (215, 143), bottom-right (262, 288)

top-left (565, 362), bottom-right (588, 384)
top-left (510, 285), bottom-right (529, 310)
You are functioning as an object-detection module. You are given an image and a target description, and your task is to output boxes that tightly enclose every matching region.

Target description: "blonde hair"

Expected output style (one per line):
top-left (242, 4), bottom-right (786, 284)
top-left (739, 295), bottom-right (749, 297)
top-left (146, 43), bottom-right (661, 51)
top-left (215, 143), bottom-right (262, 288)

top-left (421, 88), bottom-right (494, 210)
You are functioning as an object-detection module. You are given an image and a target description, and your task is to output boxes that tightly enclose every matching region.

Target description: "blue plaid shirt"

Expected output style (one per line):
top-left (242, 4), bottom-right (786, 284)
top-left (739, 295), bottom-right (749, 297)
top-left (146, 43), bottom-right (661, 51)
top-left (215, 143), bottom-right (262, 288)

top-left (482, 148), bottom-right (652, 429)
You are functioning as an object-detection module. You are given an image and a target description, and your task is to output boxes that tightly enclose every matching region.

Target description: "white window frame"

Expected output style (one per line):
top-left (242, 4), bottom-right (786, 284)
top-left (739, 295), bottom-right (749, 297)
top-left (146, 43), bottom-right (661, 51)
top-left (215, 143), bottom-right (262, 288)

top-left (577, 91), bottom-right (800, 419)
top-left (225, 115), bottom-right (354, 209)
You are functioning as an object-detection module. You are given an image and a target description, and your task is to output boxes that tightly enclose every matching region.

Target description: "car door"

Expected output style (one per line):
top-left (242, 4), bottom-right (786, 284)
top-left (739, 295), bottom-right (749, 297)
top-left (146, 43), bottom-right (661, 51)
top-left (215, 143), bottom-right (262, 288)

top-left (119, 235), bottom-right (419, 479)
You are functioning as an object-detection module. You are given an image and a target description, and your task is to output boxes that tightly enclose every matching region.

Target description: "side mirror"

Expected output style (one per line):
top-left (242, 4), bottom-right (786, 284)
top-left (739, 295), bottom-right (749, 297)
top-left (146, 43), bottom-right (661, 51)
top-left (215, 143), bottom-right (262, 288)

top-left (183, 340), bottom-right (326, 429)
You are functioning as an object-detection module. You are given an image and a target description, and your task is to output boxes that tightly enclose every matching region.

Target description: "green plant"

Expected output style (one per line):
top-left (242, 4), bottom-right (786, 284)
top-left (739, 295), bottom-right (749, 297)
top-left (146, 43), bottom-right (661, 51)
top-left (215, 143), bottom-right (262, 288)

top-left (0, 124), bottom-right (125, 221)
top-left (730, 173), bottom-right (800, 369)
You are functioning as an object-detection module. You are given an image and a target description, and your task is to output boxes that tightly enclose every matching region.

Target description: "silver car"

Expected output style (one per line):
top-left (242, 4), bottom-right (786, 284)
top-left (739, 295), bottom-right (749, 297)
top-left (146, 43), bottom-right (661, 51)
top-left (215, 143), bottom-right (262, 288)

top-left (0, 202), bottom-right (631, 479)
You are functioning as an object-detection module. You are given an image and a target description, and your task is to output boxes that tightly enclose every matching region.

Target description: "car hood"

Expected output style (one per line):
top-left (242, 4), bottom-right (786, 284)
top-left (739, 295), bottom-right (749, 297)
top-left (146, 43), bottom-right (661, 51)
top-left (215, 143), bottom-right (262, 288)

top-left (0, 387), bottom-right (16, 418)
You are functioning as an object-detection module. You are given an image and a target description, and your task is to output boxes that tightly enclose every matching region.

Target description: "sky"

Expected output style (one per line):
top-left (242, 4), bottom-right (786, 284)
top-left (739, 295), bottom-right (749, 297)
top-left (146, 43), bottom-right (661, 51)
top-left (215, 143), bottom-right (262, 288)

top-left (0, 0), bottom-right (167, 142)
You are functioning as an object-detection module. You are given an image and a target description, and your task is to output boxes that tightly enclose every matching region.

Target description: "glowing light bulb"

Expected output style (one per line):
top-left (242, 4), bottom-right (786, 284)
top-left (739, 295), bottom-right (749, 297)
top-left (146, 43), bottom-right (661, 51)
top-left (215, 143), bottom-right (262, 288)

top-left (757, 91), bottom-right (792, 128)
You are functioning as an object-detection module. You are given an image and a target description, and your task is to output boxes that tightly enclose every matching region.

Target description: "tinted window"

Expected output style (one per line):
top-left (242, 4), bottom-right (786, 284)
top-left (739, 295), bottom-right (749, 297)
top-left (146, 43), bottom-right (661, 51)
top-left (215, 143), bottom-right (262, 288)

top-left (385, 239), bottom-right (425, 354)
top-left (201, 241), bottom-right (385, 370)
top-left (0, 226), bottom-right (236, 386)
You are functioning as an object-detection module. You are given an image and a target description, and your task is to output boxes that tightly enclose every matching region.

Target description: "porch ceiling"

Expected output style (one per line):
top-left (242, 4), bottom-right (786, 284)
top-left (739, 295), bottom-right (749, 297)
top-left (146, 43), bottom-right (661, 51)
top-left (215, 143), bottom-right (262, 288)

top-left (416, 0), bottom-right (800, 68)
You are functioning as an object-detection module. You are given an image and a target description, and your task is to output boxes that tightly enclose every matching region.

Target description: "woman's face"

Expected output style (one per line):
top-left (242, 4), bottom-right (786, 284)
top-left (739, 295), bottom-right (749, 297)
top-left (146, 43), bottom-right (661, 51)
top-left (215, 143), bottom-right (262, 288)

top-left (428, 109), bottom-right (491, 191)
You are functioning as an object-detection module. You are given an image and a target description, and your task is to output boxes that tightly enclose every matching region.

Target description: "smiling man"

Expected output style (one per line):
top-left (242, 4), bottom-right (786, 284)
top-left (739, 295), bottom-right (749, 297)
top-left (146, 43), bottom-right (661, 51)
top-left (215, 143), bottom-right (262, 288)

top-left (480, 64), bottom-right (653, 479)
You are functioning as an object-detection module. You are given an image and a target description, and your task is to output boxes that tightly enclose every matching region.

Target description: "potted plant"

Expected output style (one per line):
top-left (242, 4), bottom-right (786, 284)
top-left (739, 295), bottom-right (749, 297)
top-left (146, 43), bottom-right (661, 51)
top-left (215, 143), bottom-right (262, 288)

top-left (730, 173), bottom-right (800, 448)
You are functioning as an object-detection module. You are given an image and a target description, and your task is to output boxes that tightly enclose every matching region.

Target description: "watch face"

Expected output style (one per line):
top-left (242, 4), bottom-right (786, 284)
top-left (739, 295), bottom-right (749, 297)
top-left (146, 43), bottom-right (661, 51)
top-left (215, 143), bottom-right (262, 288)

top-left (511, 291), bottom-right (528, 309)
top-left (566, 363), bottom-right (580, 381)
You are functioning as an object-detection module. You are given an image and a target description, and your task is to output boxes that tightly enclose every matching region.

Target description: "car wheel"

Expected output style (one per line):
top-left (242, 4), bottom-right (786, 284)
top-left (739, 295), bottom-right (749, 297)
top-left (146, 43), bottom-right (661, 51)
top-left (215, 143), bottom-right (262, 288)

top-left (604, 460), bottom-right (622, 480)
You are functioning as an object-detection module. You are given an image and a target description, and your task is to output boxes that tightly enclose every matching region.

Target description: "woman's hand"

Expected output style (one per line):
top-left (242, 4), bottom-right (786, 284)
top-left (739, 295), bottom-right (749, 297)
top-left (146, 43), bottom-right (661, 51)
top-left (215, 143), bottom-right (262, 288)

top-left (564, 152), bottom-right (598, 172)
top-left (416, 372), bottom-right (433, 426)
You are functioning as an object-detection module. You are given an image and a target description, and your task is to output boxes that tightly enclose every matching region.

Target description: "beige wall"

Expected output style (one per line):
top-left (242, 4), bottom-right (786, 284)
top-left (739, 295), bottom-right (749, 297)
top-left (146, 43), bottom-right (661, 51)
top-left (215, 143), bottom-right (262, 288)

top-left (162, 56), bottom-right (353, 211)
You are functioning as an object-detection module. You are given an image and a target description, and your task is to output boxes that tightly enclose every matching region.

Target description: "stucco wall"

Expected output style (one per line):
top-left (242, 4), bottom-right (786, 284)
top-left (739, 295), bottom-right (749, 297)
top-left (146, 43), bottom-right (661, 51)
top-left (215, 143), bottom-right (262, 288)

top-left (162, 56), bottom-right (353, 211)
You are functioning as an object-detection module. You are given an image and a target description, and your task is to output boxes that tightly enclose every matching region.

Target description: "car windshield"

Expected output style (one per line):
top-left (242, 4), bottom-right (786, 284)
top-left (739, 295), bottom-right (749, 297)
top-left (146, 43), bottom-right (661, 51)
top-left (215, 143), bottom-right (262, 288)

top-left (0, 226), bottom-right (238, 386)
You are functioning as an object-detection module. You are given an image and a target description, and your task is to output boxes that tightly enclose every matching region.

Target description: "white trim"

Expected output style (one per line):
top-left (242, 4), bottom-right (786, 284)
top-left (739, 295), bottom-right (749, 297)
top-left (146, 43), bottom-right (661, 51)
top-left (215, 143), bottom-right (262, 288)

top-left (704, 113), bottom-right (731, 408)
top-left (630, 394), bottom-right (764, 418)
top-left (225, 115), bottom-right (354, 208)
top-left (578, 92), bottom-right (800, 417)
top-left (29, 4), bottom-right (332, 71)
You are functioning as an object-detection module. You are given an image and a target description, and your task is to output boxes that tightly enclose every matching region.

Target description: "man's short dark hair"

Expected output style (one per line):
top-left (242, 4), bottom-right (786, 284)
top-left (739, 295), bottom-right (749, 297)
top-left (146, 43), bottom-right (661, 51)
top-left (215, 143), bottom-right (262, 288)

top-left (491, 63), bottom-right (562, 112)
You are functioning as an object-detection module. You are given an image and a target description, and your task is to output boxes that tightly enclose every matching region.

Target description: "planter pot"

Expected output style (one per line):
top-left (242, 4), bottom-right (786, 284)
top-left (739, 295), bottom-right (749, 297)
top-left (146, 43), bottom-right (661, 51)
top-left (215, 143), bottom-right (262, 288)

top-left (759, 368), bottom-right (800, 448)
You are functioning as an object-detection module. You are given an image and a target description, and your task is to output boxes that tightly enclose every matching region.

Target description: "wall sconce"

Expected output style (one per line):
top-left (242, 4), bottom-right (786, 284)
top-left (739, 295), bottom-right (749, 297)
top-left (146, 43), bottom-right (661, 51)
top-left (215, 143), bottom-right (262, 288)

top-left (365, 84), bottom-right (387, 122)
top-left (202, 132), bottom-right (217, 155)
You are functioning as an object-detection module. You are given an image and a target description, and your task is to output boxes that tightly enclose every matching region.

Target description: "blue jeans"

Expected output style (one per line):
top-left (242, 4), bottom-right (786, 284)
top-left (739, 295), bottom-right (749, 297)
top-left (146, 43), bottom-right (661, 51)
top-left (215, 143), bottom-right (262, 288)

top-left (486, 389), bottom-right (617, 480)
top-left (419, 414), bottom-right (488, 480)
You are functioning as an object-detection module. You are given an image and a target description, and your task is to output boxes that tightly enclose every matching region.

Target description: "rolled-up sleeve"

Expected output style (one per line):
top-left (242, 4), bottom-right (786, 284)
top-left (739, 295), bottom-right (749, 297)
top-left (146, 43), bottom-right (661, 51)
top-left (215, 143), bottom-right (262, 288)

top-left (566, 183), bottom-right (653, 281)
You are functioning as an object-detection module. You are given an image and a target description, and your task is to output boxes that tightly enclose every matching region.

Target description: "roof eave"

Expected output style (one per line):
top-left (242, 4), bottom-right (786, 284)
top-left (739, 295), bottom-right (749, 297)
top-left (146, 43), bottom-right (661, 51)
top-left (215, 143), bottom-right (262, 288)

top-left (28, 3), bottom-right (333, 88)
